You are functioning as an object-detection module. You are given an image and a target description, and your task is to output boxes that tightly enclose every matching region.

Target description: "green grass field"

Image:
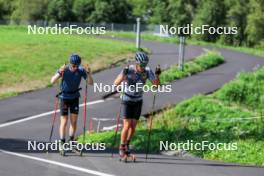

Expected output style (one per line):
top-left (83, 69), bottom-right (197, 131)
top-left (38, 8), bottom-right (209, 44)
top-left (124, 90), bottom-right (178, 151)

top-left (0, 26), bottom-right (137, 99)
top-left (79, 66), bottom-right (264, 166)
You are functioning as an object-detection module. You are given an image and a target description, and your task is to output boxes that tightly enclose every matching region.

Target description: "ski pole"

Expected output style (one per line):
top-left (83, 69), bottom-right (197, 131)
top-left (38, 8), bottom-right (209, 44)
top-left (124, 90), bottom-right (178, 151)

top-left (48, 67), bottom-right (65, 155)
top-left (145, 92), bottom-right (157, 160)
top-left (111, 66), bottom-right (129, 158)
top-left (145, 65), bottom-right (161, 160)
top-left (81, 77), bottom-right (88, 156)
top-left (48, 63), bottom-right (65, 152)
top-left (111, 92), bottom-right (123, 158)
top-left (48, 94), bottom-right (59, 144)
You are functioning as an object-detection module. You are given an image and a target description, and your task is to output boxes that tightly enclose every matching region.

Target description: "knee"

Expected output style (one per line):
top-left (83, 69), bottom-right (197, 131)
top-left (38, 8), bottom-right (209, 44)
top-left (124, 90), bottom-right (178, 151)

top-left (71, 120), bottom-right (77, 126)
top-left (122, 121), bottom-right (130, 131)
top-left (123, 124), bottom-right (129, 131)
top-left (60, 117), bottom-right (68, 126)
top-left (131, 127), bottom-right (136, 133)
top-left (70, 115), bottom-right (78, 125)
top-left (131, 121), bottom-right (137, 129)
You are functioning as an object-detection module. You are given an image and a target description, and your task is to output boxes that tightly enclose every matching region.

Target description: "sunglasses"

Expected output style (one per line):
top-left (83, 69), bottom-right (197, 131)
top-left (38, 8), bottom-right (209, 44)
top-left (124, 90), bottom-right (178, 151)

top-left (139, 63), bottom-right (147, 68)
top-left (71, 64), bottom-right (78, 68)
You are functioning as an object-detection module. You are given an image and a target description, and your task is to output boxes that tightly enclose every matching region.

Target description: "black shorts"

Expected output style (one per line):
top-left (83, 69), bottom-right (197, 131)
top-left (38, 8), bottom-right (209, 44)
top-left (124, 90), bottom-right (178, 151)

top-left (121, 100), bottom-right (143, 120)
top-left (60, 98), bottom-right (79, 116)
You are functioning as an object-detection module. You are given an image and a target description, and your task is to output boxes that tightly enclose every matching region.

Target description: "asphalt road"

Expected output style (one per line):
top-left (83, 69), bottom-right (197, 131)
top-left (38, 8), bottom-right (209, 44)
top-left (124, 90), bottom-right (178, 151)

top-left (0, 38), bottom-right (264, 176)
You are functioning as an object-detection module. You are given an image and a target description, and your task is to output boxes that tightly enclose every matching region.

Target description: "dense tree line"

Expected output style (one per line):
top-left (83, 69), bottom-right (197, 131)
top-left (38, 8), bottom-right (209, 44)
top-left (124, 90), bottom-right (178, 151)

top-left (0, 0), bottom-right (263, 47)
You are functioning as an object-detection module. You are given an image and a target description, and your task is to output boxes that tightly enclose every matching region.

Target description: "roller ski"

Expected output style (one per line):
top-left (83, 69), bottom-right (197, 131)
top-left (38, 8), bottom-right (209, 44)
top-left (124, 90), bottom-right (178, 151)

top-left (72, 145), bottom-right (82, 156)
top-left (59, 140), bottom-right (66, 156)
top-left (120, 153), bottom-right (136, 163)
top-left (69, 140), bottom-right (82, 156)
top-left (119, 145), bottom-right (136, 163)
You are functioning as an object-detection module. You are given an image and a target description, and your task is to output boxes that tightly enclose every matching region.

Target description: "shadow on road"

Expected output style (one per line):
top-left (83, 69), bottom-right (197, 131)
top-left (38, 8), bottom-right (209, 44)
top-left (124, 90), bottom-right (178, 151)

top-left (1, 138), bottom-right (263, 169)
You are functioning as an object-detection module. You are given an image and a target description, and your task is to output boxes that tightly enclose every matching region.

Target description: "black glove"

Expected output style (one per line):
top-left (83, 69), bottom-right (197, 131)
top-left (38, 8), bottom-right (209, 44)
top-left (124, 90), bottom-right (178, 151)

top-left (123, 66), bottom-right (129, 76)
top-left (155, 65), bottom-right (161, 75)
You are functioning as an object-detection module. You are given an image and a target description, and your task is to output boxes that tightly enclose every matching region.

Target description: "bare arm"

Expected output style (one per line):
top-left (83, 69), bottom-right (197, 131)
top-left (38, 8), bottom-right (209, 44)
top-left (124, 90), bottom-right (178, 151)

top-left (114, 74), bottom-right (125, 86)
top-left (86, 72), bottom-right (94, 85)
top-left (51, 64), bottom-right (66, 84)
top-left (50, 73), bottom-right (61, 84)
top-left (114, 66), bottom-right (128, 86)
top-left (84, 64), bottom-right (93, 85)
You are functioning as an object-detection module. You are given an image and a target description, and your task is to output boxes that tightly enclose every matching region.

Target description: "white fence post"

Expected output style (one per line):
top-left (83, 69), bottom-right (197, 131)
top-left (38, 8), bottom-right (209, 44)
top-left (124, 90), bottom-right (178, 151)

top-left (111, 23), bottom-right (114, 31)
top-left (178, 36), bottom-right (186, 71)
top-left (136, 18), bottom-right (141, 50)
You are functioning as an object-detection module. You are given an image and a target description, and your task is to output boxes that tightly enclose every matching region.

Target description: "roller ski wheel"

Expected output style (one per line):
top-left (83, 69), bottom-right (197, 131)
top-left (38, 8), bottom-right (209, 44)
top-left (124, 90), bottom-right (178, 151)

top-left (68, 140), bottom-right (82, 156)
top-left (119, 145), bottom-right (127, 162)
top-left (119, 154), bottom-right (136, 163)
top-left (59, 149), bottom-right (66, 156)
top-left (59, 141), bottom-right (66, 156)
top-left (72, 147), bottom-right (82, 156)
top-left (79, 150), bottom-right (83, 157)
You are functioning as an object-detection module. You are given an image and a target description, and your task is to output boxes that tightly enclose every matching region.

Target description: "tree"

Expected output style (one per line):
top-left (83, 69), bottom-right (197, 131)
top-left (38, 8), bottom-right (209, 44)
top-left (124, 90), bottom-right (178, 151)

top-left (245, 0), bottom-right (264, 46)
top-left (87, 0), bottom-right (132, 23)
top-left (167, 0), bottom-right (197, 35)
top-left (129, 0), bottom-right (153, 22)
top-left (10, 0), bottom-right (49, 22)
top-left (47, 0), bottom-right (74, 22)
top-left (149, 0), bottom-right (169, 24)
top-left (72, 0), bottom-right (95, 22)
top-left (192, 0), bottom-right (226, 41)
top-left (0, 0), bottom-right (15, 21)
top-left (168, 0), bottom-right (197, 26)
top-left (219, 0), bottom-right (249, 46)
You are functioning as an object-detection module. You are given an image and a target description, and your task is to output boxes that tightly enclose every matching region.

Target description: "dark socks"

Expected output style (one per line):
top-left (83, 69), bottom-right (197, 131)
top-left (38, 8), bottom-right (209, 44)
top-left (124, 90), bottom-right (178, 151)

top-left (69, 136), bottom-right (74, 141)
top-left (60, 138), bottom-right (65, 143)
top-left (126, 140), bottom-right (130, 146)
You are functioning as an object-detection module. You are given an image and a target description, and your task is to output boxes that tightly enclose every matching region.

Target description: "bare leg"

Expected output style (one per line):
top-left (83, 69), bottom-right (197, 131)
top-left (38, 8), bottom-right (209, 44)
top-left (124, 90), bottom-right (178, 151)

top-left (127, 119), bottom-right (138, 141)
top-left (60, 115), bottom-right (68, 140)
top-left (69, 113), bottom-right (78, 139)
top-left (121, 119), bottom-right (131, 144)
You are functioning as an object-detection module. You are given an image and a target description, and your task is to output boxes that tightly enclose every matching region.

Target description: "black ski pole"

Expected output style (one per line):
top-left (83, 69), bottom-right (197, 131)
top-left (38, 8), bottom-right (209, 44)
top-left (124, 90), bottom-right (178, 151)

top-left (111, 66), bottom-right (128, 158)
top-left (48, 63), bottom-right (65, 153)
top-left (81, 79), bottom-right (88, 156)
top-left (48, 94), bottom-right (59, 144)
top-left (145, 93), bottom-right (156, 160)
top-left (111, 92), bottom-right (123, 158)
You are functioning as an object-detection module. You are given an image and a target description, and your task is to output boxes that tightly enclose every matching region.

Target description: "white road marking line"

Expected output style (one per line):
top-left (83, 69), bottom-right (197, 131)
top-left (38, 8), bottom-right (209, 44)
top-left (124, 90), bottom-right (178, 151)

top-left (0, 99), bottom-right (104, 128)
top-left (0, 149), bottom-right (115, 176)
top-left (102, 124), bottom-right (122, 131)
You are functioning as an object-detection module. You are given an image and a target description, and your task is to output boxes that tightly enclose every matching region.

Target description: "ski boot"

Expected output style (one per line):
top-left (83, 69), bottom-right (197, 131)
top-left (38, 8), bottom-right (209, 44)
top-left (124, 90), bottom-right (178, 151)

top-left (119, 144), bottom-right (127, 162)
top-left (119, 144), bottom-right (136, 163)
top-left (125, 144), bottom-right (136, 162)
top-left (69, 139), bottom-right (82, 156)
top-left (59, 140), bottom-right (66, 156)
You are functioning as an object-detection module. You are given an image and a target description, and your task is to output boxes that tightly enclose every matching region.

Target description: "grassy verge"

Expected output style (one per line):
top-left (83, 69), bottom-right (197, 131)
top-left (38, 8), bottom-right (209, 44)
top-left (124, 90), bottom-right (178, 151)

top-left (189, 39), bottom-right (264, 59)
top-left (214, 68), bottom-right (264, 113)
top-left (0, 26), bottom-right (137, 99)
top-left (159, 51), bottom-right (224, 84)
top-left (79, 67), bottom-right (264, 166)
top-left (106, 31), bottom-right (264, 58)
